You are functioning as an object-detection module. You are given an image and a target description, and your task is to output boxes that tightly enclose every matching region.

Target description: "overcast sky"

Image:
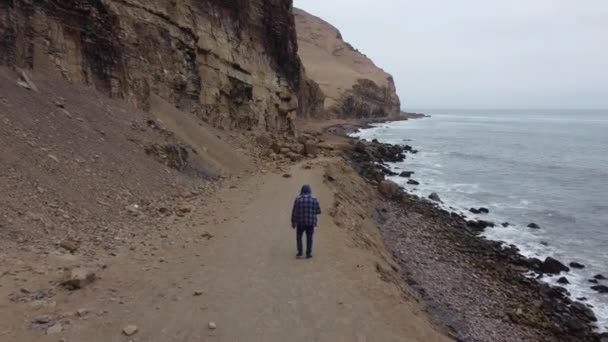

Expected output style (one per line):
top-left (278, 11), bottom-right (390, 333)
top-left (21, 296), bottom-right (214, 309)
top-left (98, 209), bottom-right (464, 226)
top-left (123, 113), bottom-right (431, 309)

top-left (294, 0), bottom-right (608, 110)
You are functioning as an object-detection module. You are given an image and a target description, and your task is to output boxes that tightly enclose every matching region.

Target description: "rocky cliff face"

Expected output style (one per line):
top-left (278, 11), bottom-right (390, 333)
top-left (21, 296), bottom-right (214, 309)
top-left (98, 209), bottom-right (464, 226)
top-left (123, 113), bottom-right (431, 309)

top-left (294, 8), bottom-right (401, 119)
top-left (0, 0), bottom-right (304, 132)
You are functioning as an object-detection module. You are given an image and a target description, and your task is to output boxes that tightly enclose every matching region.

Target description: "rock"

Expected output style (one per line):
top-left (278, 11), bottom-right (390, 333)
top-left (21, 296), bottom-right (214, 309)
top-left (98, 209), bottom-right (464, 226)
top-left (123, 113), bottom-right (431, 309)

top-left (48, 154), bottom-right (60, 163)
top-left (31, 316), bottom-right (55, 330)
top-left (303, 141), bottom-right (318, 156)
top-left (527, 223), bottom-right (541, 229)
top-left (145, 144), bottom-right (189, 171)
top-left (378, 180), bottom-right (401, 199)
top-left (62, 268), bottom-right (96, 290)
top-left (399, 171), bottom-right (414, 178)
top-left (428, 192), bottom-right (442, 202)
top-left (557, 277), bottom-right (570, 284)
top-left (255, 133), bottom-right (272, 147)
top-left (571, 302), bottom-right (597, 322)
top-left (407, 179), bottom-right (420, 185)
top-left (282, 174), bottom-right (292, 178)
top-left (17, 70), bottom-right (39, 92)
top-left (469, 208), bottom-right (481, 214)
top-left (176, 204), bottom-right (195, 217)
top-left (594, 274), bottom-right (607, 280)
top-left (589, 279), bottom-right (599, 284)
top-left (591, 285), bottom-right (608, 294)
top-left (194, 291), bottom-right (203, 296)
top-left (59, 240), bottom-right (79, 254)
top-left (466, 220), bottom-right (495, 233)
top-left (208, 321), bottom-right (217, 330)
top-left (46, 323), bottom-right (63, 335)
top-left (478, 207), bottom-right (489, 214)
top-left (539, 257), bottom-right (570, 274)
top-left (76, 308), bottom-right (89, 317)
top-left (569, 262), bottom-right (585, 269)
top-left (501, 222), bottom-right (510, 227)
top-left (122, 324), bottom-right (138, 336)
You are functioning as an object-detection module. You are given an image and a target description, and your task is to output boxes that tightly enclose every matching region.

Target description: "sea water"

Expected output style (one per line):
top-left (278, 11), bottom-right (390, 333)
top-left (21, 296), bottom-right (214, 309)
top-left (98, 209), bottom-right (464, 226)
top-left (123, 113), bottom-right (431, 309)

top-left (353, 109), bottom-right (608, 331)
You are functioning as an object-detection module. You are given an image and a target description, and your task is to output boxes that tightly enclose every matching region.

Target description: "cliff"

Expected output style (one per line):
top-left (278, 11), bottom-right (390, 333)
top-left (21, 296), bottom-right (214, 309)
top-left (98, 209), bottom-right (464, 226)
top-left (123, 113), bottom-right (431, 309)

top-left (0, 0), bottom-right (304, 132)
top-left (294, 8), bottom-right (402, 119)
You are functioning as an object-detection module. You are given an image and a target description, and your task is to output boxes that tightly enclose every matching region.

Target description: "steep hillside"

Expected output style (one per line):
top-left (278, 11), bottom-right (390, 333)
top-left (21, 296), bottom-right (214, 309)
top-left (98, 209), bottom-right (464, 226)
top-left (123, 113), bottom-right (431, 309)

top-left (294, 8), bottom-right (402, 119)
top-left (0, 0), bottom-right (302, 132)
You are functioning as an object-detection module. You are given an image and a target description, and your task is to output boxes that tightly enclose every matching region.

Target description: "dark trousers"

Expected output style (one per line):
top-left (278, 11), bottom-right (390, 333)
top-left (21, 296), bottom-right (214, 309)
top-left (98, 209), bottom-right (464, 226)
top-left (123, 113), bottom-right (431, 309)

top-left (296, 225), bottom-right (314, 256)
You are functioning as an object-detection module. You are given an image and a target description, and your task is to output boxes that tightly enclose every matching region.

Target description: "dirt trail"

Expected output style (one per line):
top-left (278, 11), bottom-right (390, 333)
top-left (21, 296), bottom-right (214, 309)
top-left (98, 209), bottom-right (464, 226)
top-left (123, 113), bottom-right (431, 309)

top-left (3, 160), bottom-right (448, 342)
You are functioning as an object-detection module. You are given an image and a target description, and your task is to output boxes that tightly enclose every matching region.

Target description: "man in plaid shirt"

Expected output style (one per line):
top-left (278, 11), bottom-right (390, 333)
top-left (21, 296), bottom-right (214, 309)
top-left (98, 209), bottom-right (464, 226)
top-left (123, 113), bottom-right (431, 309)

top-left (291, 184), bottom-right (321, 258)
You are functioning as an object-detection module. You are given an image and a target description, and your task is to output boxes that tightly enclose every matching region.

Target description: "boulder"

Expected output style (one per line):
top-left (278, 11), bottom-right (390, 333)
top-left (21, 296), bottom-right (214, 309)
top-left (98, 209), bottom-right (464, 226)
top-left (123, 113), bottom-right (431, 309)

top-left (399, 171), bottom-right (414, 178)
top-left (539, 257), bottom-right (570, 274)
top-left (478, 207), bottom-right (490, 214)
top-left (569, 262), bottom-right (585, 269)
top-left (407, 179), bottom-right (420, 185)
top-left (557, 277), bottom-right (570, 285)
top-left (527, 223), bottom-right (541, 229)
top-left (378, 180), bottom-right (401, 199)
top-left (591, 285), bottom-right (608, 294)
top-left (428, 192), bottom-right (442, 202)
top-left (303, 141), bottom-right (318, 156)
top-left (501, 222), bottom-right (510, 227)
top-left (255, 133), bottom-right (272, 147)
top-left (594, 274), bottom-right (607, 280)
top-left (466, 220), bottom-right (495, 233)
top-left (62, 268), bottom-right (96, 290)
top-left (571, 302), bottom-right (597, 322)
top-left (589, 279), bottom-right (599, 284)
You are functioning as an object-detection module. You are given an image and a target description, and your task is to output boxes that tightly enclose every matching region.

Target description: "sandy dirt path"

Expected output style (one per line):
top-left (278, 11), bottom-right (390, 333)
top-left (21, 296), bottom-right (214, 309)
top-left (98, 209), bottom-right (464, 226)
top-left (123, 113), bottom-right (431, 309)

top-left (3, 160), bottom-right (448, 342)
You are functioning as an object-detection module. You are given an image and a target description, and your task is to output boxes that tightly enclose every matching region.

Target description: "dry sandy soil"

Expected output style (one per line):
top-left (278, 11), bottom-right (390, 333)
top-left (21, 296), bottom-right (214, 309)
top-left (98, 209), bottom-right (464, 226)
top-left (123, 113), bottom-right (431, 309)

top-left (0, 69), bottom-right (449, 341)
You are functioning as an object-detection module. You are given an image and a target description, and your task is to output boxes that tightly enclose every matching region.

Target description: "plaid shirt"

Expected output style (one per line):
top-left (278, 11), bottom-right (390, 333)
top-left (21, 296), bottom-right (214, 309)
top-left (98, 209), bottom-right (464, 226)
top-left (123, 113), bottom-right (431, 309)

top-left (291, 194), bottom-right (321, 227)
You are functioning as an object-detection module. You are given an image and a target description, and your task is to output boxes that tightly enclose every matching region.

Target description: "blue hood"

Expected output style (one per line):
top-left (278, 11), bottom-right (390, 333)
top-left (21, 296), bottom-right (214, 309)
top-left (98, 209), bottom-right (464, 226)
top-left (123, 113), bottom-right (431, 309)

top-left (300, 184), bottom-right (312, 195)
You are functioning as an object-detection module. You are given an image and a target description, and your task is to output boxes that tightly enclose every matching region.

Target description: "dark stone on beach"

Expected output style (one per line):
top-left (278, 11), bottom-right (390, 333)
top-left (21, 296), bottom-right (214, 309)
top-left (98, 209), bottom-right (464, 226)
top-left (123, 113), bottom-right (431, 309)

top-left (407, 179), bottom-right (420, 185)
top-left (399, 171), bottom-right (414, 178)
top-left (591, 285), bottom-right (608, 294)
top-left (594, 274), bottom-right (607, 280)
top-left (466, 220), bottom-right (495, 233)
top-left (557, 277), bottom-right (570, 285)
top-left (501, 222), bottom-right (510, 227)
top-left (372, 139), bottom-right (379, 144)
top-left (470, 207), bottom-right (489, 214)
top-left (569, 262), bottom-right (585, 269)
top-left (429, 193), bottom-right (442, 202)
top-left (539, 257), bottom-right (570, 274)
top-left (589, 279), bottom-right (599, 284)
top-left (540, 241), bottom-right (549, 246)
top-left (527, 223), bottom-right (541, 229)
top-left (571, 302), bottom-right (597, 322)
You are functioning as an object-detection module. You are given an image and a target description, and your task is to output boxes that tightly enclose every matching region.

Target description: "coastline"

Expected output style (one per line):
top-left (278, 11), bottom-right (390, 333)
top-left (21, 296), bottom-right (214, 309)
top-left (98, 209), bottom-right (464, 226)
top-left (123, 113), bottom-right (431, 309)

top-left (334, 120), bottom-right (606, 342)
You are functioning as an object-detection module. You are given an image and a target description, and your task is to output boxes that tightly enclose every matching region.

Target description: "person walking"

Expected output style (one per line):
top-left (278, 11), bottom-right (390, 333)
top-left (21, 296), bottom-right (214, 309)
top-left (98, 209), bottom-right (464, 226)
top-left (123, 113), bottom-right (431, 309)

top-left (291, 184), bottom-right (321, 259)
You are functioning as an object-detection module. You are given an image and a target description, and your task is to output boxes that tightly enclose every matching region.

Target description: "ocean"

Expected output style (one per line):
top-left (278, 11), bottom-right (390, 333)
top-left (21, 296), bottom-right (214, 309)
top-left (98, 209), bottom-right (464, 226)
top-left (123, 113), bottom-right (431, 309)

top-left (352, 109), bottom-right (608, 331)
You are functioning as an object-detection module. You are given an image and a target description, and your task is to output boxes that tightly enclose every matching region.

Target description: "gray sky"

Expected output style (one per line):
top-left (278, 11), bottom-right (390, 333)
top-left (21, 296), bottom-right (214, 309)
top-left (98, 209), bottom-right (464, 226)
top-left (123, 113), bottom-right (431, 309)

top-left (294, 0), bottom-right (608, 110)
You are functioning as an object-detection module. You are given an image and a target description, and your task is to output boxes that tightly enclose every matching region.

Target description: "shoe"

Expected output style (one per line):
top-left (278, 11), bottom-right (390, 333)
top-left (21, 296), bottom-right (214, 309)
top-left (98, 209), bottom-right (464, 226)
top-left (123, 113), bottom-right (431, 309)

top-left (306, 255), bottom-right (313, 259)
top-left (296, 253), bottom-right (303, 258)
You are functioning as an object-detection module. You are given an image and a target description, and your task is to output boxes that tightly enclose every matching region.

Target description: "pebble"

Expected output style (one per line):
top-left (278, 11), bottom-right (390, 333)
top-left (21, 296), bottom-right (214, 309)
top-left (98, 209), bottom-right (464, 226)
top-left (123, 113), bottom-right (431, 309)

top-left (122, 324), bottom-right (138, 336)
top-left (46, 323), bottom-right (63, 335)
top-left (208, 321), bottom-right (217, 330)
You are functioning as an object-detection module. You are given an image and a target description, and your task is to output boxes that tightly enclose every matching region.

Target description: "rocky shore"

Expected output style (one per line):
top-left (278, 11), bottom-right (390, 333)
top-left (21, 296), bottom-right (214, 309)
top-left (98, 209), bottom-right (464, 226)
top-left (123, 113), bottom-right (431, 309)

top-left (340, 132), bottom-right (607, 342)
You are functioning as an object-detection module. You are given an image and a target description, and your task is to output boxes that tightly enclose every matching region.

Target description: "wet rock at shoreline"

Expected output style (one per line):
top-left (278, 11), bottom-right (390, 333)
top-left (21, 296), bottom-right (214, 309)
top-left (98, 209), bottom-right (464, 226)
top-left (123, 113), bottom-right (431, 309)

top-left (557, 277), bottom-right (570, 285)
top-left (466, 220), bottom-right (495, 233)
top-left (571, 302), bottom-right (597, 322)
top-left (428, 193), bottom-right (442, 203)
top-left (470, 207), bottom-right (490, 214)
top-left (594, 274), bottom-right (607, 280)
top-left (569, 262), bottom-right (585, 269)
top-left (399, 171), bottom-right (414, 178)
top-left (527, 223), bottom-right (541, 229)
top-left (501, 222), bottom-right (510, 227)
top-left (591, 285), bottom-right (608, 294)
top-left (407, 179), bottom-right (420, 185)
top-left (539, 257), bottom-right (570, 274)
top-left (589, 279), bottom-right (599, 284)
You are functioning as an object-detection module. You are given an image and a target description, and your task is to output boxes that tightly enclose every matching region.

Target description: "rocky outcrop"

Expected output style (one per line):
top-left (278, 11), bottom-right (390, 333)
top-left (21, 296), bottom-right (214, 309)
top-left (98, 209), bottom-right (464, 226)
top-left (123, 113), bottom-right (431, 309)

top-left (294, 8), bottom-right (401, 119)
top-left (0, 0), bottom-right (304, 132)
